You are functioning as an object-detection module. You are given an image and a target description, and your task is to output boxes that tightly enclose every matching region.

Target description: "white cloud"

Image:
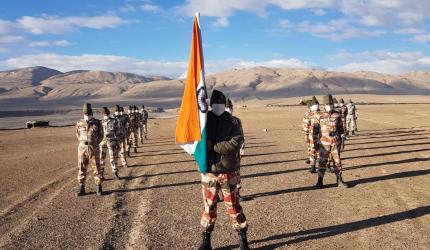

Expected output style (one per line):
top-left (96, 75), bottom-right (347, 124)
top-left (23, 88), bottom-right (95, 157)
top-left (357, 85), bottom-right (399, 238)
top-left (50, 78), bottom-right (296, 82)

top-left (394, 28), bottom-right (425, 35)
top-left (0, 35), bottom-right (24, 43)
top-left (120, 4), bottom-right (136, 13)
top-left (140, 4), bottom-right (162, 13)
top-left (312, 9), bottom-right (326, 16)
top-left (17, 14), bottom-right (134, 35)
top-left (0, 20), bottom-right (16, 35)
top-left (409, 34), bottom-right (430, 43)
top-left (29, 40), bottom-right (73, 47)
top-left (329, 50), bottom-right (430, 74)
top-left (213, 17), bottom-right (229, 27)
top-left (296, 19), bottom-right (385, 41)
top-left (0, 53), bottom-right (312, 78)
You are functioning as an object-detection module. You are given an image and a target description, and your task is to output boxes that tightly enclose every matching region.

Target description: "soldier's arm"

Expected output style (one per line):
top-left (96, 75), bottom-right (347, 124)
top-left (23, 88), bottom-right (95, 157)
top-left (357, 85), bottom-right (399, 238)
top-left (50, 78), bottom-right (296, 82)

top-left (98, 121), bottom-right (104, 144)
top-left (337, 116), bottom-right (344, 135)
top-left (213, 119), bottom-right (244, 154)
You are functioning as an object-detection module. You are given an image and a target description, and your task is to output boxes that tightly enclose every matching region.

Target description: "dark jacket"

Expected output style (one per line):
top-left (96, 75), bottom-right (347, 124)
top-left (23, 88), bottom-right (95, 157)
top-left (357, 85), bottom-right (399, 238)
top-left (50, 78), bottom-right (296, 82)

top-left (206, 111), bottom-right (244, 174)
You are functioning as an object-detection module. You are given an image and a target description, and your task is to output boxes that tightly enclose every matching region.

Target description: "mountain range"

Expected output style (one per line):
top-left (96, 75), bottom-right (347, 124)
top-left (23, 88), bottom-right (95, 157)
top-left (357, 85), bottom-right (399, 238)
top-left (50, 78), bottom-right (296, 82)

top-left (0, 66), bottom-right (429, 109)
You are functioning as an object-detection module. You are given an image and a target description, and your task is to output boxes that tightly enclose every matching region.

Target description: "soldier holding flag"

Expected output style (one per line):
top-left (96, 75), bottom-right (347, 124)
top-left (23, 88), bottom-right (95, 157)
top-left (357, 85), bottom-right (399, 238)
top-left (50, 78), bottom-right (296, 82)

top-left (175, 13), bottom-right (249, 250)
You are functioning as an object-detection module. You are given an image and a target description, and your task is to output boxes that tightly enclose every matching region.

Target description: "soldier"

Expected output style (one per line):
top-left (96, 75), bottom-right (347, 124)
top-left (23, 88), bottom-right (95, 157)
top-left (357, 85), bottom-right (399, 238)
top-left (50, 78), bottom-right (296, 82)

top-left (127, 106), bottom-right (138, 155)
top-left (75, 103), bottom-right (104, 196)
top-left (139, 105), bottom-right (149, 142)
top-left (346, 99), bottom-right (358, 135)
top-left (303, 96), bottom-right (321, 173)
top-left (314, 95), bottom-right (348, 188)
top-left (100, 107), bottom-right (121, 180)
top-left (198, 90), bottom-right (249, 250)
top-left (338, 98), bottom-right (348, 150)
top-left (114, 106), bottom-right (129, 168)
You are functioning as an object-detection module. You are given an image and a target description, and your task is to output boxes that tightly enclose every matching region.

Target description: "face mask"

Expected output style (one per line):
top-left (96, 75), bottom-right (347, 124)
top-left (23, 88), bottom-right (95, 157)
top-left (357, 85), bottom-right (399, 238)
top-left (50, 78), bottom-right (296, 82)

top-left (84, 115), bottom-right (92, 121)
top-left (310, 105), bottom-right (319, 111)
top-left (212, 104), bottom-right (226, 116)
top-left (225, 107), bottom-right (232, 114)
top-left (128, 110), bottom-right (132, 114)
top-left (103, 115), bottom-right (109, 120)
top-left (114, 112), bottom-right (119, 116)
top-left (325, 105), bottom-right (333, 112)
top-left (120, 111), bottom-right (123, 115)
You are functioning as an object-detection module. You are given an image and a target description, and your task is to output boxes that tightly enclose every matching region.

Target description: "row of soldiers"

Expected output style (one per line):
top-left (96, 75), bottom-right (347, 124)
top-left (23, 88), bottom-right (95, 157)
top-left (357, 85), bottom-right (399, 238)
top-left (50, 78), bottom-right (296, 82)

top-left (302, 95), bottom-right (358, 188)
top-left (75, 103), bottom-right (149, 196)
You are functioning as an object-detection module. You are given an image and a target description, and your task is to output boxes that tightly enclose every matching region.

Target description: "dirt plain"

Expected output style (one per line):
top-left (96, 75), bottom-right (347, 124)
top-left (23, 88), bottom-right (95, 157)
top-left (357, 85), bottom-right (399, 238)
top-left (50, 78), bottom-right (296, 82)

top-left (1, 102), bottom-right (430, 249)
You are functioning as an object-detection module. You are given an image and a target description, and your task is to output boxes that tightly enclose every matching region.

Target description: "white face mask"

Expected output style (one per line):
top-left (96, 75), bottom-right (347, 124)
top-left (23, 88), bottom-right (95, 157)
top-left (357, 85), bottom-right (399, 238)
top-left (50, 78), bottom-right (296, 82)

top-left (212, 104), bottom-right (226, 116)
top-left (325, 105), bottom-right (333, 112)
top-left (310, 105), bottom-right (319, 111)
top-left (84, 115), bottom-right (92, 121)
top-left (120, 111), bottom-right (123, 115)
top-left (128, 110), bottom-right (132, 114)
top-left (103, 115), bottom-right (109, 120)
top-left (114, 112), bottom-right (119, 115)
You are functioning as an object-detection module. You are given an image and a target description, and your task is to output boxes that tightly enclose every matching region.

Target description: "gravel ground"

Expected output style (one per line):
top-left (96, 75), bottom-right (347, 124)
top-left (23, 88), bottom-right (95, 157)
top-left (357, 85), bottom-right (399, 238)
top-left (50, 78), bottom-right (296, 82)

top-left (1, 104), bottom-right (430, 249)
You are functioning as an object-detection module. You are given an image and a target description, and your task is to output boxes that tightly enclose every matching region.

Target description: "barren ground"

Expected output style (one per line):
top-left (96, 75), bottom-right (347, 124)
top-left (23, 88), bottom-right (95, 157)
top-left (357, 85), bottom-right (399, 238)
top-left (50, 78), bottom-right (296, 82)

top-left (1, 103), bottom-right (430, 249)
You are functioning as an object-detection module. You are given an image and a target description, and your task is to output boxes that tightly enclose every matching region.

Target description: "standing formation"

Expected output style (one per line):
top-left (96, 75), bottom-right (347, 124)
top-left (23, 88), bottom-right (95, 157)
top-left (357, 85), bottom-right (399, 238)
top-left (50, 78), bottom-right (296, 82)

top-left (302, 95), bottom-right (359, 188)
top-left (75, 103), bottom-right (149, 196)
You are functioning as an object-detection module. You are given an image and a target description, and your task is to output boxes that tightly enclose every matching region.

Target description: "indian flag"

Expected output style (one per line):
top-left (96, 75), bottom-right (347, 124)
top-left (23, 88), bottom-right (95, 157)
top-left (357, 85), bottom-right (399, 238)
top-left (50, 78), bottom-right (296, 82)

top-left (175, 13), bottom-right (208, 173)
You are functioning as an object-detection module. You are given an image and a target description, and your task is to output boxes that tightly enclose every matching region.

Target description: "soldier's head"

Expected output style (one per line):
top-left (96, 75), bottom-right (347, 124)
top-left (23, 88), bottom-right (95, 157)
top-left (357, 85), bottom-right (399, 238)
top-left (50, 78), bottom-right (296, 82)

top-left (210, 89), bottom-right (226, 116)
top-left (133, 105), bottom-right (138, 113)
top-left (310, 96), bottom-right (319, 111)
top-left (141, 105), bottom-right (145, 110)
top-left (114, 105), bottom-right (120, 115)
top-left (119, 106), bottom-right (124, 115)
top-left (322, 94), bottom-right (334, 112)
top-left (349, 99), bottom-right (353, 103)
top-left (102, 107), bottom-right (110, 119)
top-left (82, 103), bottom-right (93, 120)
top-left (333, 97), bottom-right (339, 107)
top-left (128, 105), bottom-right (133, 114)
top-left (339, 98), bottom-right (345, 106)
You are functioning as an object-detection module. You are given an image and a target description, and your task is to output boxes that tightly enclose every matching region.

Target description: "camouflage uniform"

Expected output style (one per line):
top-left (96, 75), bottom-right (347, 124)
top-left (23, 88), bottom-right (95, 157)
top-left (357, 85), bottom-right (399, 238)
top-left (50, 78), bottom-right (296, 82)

top-left (338, 99), bottom-right (348, 150)
top-left (139, 105), bottom-right (149, 141)
top-left (100, 107), bottom-right (120, 177)
top-left (115, 106), bottom-right (128, 167)
top-left (346, 100), bottom-right (358, 135)
top-left (198, 90), bottom-right (249, 250)
top-left (303, 108), bottom-right (321, 171)
top-left (127, 106), bottom-right (139, 153)
top-left (75, 103), bottom-right (104, 196)
top-left (314, 95), bottom-right (348, 188)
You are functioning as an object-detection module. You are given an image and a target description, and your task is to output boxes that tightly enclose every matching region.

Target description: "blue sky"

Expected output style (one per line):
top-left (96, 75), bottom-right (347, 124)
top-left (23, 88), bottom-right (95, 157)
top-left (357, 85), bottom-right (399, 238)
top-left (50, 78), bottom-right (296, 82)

top-left (1, 0), bottom-right (430, 77)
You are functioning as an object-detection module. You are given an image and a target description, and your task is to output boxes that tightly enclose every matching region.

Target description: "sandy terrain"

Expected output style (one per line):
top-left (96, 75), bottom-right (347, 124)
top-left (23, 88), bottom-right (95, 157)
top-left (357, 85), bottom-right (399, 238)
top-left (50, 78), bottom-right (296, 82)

top-left (1, 103), bottom-right (430, 249)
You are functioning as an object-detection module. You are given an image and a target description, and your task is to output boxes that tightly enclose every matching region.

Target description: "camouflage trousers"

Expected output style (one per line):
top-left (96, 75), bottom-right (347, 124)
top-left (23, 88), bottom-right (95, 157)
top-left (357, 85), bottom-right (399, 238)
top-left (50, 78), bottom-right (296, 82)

top-left (77, 144), bottom-right (103, 185)
top-left (306, 138), bottom-right (318, 166)
top-left (318, 143), bottom-right (342, 176)
top-left (119, 137), bottom-right (128, 166)
top-left (138, 122), bottom-right (147, 141)
top-left (100, 139), bottom-right (119, 174)
top-left (128, 128), bottom-right (138, 150)
top-left (346, 116), bottom-right (357, 133)
top-left (200, 172), bottom-right (247, 232)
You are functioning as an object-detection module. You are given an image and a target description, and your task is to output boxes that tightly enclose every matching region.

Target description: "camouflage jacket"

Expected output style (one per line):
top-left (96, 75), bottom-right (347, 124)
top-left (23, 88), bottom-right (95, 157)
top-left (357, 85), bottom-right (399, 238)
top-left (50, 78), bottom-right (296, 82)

top-left (128, 113), bottom-right (139, 130)
top-left (315, 111), bottom-right (344, 146)
top-left (115, 114), bottom-right (128, 139)
top-left (76, 118), bottom-right (104, 146)
top-left (207, 111), bottom-right (244, 174)
top-left (303, 110), bottom-right (322, 142)
top-left (102, 117), bottom-right (120, 142)
top-left (346, 103), bottom-right (357, 117)
top-left (141, 109), bottom-right (148, 122)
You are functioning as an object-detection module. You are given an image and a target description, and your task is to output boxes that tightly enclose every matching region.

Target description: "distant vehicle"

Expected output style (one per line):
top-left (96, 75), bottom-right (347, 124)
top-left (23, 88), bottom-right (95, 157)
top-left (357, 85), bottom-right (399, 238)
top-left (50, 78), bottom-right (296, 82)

top-left (26, 120), bottom-right (49, 128)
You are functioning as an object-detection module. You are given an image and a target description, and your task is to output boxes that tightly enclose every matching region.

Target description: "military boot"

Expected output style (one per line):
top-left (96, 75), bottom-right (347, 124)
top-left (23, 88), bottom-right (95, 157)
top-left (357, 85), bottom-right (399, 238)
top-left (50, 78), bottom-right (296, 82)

top-left (305, 159), bottom-right (310, 164)
top-left (197, 231), bottom-right (212, 250)
top-left (316, 170), bottom-right (324, 189)
top-left (336, 172), bottom-right (349, 188)
top-left (96, 184), bottom-right (103, 196)
top-left (76, 184), bottom-right (85, 197)
top-left (127, 150), bottom-right (131, 157)
top-left (238, 228), bottom-right (250, 250)
top-left (141, 139), bottom-right (144, 144)
top-left (134, 147), bottom-right (138, 153)
top-left (309, 165), bottom-right (316, 173)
